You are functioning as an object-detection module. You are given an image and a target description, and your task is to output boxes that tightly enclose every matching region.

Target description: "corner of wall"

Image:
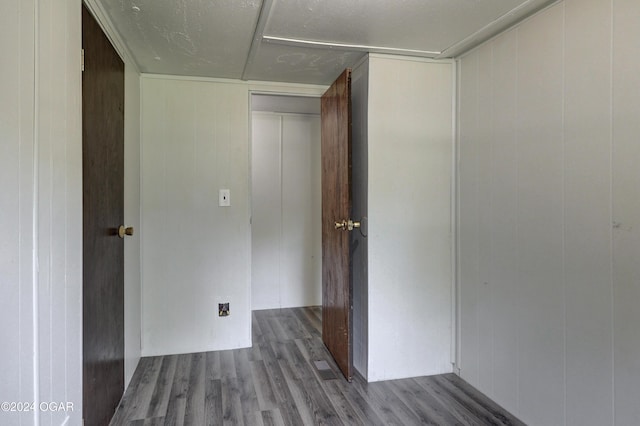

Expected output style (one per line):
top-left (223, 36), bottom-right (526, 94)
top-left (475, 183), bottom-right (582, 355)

top-left (124, 63), bottom-right (142, 387)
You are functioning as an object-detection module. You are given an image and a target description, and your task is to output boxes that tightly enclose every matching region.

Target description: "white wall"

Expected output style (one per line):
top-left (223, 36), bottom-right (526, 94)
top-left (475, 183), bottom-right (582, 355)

top-left (366, 55), bottom-right (454, 381)
top-left (124, 64), bottom-right (142, 387)
top-left (457, 1), bottom-right (640, 424)
top-left (351, 60), bottom-right (370, 378)
top-left (140, 76), bottom-right (325, 356)
top-left (251, 111), bottom-right (322, 310)
top-left (141, 76), bottom-right (252, 356)
top-left (0, 0), bottom-right (83, 425)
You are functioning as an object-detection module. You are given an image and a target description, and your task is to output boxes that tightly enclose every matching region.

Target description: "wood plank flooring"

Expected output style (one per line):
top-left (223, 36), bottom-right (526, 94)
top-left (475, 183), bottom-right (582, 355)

top-left (110, 307), bottom-right (524, 425)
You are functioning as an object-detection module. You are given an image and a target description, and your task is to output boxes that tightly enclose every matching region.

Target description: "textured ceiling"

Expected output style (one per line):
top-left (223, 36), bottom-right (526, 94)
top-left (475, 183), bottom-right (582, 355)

top-left (92, 0), bottom-right (555, 85)
top-left (265, 0), bottom-right (524, 53)
top-left (97, 0), bottom-right (262, 79)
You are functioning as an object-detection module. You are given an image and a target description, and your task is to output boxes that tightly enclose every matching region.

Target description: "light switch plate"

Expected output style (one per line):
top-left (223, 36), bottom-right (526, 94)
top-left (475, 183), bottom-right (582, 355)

top-left (219, 189), bottom-right (230, 207)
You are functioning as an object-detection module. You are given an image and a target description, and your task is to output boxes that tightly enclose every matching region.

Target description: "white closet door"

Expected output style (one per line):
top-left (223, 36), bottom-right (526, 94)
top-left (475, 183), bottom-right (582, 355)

top-left (251, 114), bottom-right (282, 310)
top-left (251, 112), bottom-right (321, 310)
top-left (281, 115), bottom-right (322, 308)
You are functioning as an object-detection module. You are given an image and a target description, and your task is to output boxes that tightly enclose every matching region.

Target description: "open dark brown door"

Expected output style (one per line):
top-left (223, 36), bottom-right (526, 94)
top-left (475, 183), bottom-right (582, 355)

top-left (321, 69), bottom-right (353, 381)
top-left (82, 5), bottom-right (125, 425)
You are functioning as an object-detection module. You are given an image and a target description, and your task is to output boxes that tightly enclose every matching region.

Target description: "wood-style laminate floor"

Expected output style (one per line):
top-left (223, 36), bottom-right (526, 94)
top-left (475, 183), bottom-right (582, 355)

top-left (111, 307), bottom-right (524, 425)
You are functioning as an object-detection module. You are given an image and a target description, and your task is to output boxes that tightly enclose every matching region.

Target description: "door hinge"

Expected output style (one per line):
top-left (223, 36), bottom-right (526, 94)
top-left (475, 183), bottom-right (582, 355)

top-left (81, 49), bottom-right (85, 72)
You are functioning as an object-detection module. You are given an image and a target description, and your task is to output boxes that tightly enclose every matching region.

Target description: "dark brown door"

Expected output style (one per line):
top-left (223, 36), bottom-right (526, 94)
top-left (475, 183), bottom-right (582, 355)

top-left (82, 5), bottom-right (125, 425)
top-left (321, 69), bottom-right (353, 381)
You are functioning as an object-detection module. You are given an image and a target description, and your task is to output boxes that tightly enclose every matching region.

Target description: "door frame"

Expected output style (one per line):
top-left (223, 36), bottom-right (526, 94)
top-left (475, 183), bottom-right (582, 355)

top-left (248, 89), bottom-right (325, 313)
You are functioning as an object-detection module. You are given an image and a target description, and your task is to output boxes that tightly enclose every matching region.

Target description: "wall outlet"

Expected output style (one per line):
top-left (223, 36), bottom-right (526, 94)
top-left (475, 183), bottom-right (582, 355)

top-left (218, 303), bottom-right (230, 317)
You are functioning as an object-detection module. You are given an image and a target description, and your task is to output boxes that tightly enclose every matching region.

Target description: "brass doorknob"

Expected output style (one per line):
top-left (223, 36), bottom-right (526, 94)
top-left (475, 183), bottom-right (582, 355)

top-left (334, 219), bottom-right (360, 231)
top-left (118, 225), bottom-right (134, 239)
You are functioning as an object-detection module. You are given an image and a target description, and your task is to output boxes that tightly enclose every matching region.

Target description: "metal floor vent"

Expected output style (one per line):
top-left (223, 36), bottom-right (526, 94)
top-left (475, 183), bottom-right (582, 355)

top-left (313, 360), bottom-right (337, 380)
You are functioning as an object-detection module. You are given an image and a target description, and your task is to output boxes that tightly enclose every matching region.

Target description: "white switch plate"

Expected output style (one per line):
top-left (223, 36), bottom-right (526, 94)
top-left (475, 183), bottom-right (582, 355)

top-left (219, 189), bottom-right (230, 207)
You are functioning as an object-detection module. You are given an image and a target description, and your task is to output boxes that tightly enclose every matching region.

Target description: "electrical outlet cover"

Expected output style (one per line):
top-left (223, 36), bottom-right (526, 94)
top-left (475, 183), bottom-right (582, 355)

top-left (218, 303), bottom-right (230, 317)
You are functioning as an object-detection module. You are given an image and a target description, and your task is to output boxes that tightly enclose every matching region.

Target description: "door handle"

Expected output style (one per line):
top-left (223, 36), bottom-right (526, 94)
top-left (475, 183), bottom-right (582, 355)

top-left (334, 220), bottom-right (360, 231)
top-left (118, 225), bottom-right (134, 239)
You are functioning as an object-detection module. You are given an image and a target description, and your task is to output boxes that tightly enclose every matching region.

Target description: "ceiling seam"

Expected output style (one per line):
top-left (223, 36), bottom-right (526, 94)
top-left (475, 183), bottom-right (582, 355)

top-left (242, 0), bottom-right (274, 81)
top-left (262, 36), bottom-right (441, 57)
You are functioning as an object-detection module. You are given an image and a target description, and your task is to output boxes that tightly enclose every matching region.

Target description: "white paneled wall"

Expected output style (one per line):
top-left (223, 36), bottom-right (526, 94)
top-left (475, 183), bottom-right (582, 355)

top-left (251, 112), bottom-right (321, 310)
top-left (0, 0), bottom-right (83, 424)
top-left (612, 1), bottom-right (640, 422)
top-left (141, 77), bottom-right (252, 356)
top-left (140, 76), bottom-right (325, 356)
top-left (124, 63), bottom-right (142, 387)
top-left (366, 55), bottom-right (454, 381)
top-left (563, 1), bottom-right (613, 424)
top-left (351, 60), bottom-right (370, 379)
top-left (457, 0), bottom-right (640, 424)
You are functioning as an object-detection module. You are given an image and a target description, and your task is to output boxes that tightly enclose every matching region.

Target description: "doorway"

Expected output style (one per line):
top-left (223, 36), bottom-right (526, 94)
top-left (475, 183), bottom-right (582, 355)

top-left (250, 94), bottom-right (322, 310)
